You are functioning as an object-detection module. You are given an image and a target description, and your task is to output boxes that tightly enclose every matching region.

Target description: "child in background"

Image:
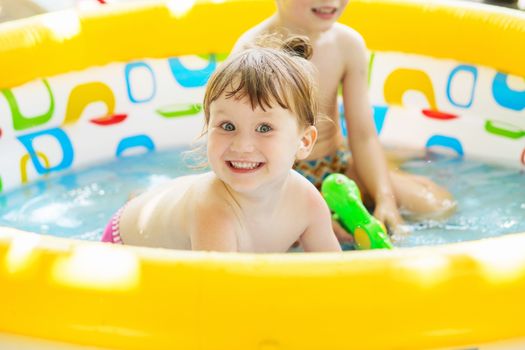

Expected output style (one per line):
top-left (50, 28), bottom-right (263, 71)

top-left (231, 0), bottom-right (456, 241)
top-left (102, 36), bottom-right (341, 253)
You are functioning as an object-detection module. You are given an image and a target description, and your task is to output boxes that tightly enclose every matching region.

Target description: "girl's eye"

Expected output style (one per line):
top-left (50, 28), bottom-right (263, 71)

top-left (220, 122), bottom-right (235, 131)
top-left (256, 124), bottom-right (272, 133)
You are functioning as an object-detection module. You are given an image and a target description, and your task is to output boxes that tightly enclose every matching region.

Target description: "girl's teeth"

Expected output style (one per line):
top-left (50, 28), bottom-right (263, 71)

top-left (314, 7), bottom-right (336, 14)
top-left (231, 161), bottom-right (260, 169)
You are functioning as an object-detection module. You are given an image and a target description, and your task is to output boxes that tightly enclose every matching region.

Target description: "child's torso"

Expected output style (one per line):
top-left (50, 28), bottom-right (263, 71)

top-left (309, 30), bottom-right (347, 159)
top-left (118, 174), bottom-right (200, 249)
top-left (118, 172), bottom-right (311, 252)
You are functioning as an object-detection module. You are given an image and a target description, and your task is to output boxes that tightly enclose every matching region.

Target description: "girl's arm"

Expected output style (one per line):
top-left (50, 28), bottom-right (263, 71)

top-left (300, 189), bottom-right (342, 252)
top-left (190, 204), bottom-right (238, 252)
top-left (340, 29), bottom-right (403, 230)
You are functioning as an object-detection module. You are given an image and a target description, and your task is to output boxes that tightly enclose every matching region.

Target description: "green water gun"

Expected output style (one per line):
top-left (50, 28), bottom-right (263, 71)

top-left (321, 173), bottom-right (393, 250)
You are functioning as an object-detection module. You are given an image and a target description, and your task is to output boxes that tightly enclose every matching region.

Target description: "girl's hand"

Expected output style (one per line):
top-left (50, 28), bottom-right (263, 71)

top-left (373, 195), bottom-right (408, 241)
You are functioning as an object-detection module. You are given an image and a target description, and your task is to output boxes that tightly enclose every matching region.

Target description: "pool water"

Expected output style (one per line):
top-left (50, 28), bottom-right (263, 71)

top-left (396, 153), bottom-right (525, 247)
top-left (0, 147), bottom-right (524, 248)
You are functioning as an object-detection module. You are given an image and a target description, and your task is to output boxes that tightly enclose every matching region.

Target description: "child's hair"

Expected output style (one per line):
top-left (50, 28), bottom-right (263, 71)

top-left (202, 35), bottom-right (318, 132)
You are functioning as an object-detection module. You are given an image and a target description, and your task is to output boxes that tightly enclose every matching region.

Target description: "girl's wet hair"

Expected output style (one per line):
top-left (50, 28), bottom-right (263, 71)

top-left (202, 35), bottom-right (318, 131)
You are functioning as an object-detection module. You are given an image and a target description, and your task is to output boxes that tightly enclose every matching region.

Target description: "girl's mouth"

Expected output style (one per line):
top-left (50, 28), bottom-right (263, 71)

top-left (227, 161), bottom-right (264, 172)
top-left (312, 6), bottom-right (338, 19)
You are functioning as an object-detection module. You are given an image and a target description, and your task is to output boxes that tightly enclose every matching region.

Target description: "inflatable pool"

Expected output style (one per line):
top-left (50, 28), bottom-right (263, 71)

top-left (0, 0), bottom-right (524, 349)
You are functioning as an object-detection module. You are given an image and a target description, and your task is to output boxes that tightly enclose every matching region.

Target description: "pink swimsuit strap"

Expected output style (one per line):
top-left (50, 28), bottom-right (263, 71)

top-left (101, 205), bottom-right (125, 244)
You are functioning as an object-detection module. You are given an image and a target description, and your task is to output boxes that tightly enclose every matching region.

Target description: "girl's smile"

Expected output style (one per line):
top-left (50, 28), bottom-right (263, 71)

top-left (311, 6), bottom-right (339, 20)
top-left (227, 161), bottom-right (265, 173)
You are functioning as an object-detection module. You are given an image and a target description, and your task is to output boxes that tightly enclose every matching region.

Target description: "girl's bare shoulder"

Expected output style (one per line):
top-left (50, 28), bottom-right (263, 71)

top-left (289, 170), bottom-right (327, 207)
top-left (231, 17), bottom-right (275, 54)
top-left (184, 175), bottom-right (236, 216)
top-left (333, 23), bottom-right (366, 50)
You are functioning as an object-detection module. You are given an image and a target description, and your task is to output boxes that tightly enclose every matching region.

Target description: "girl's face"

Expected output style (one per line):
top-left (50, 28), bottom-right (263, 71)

top-left (276, 0), bottom-right (349, 34)
top-left (207, 94), bottom-right (316, 194)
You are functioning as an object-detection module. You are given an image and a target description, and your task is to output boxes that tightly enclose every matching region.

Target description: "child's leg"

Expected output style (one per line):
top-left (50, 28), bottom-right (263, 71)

top-left (345, 159), bottom-right (456, 220)
top-left (389, 170), bottom-right (456, 220)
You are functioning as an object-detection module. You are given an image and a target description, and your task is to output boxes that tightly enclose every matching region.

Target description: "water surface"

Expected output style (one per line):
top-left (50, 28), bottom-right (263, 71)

top-left (0, 148), bottom-right (523, 248)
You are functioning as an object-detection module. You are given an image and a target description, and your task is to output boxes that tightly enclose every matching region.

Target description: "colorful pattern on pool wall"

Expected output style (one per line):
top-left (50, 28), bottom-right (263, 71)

top-left (0, 52), bottom-right (523, 194)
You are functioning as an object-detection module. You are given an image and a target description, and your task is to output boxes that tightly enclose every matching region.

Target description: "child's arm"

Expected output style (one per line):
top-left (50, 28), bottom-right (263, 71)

top-left (190, 205), bottom-right (238, 252)
top-left (300, 190), bottom-right (342, 252)
top-left (340, 28), bottom-right (403, 230)
top-left (230, 34), bottom-right (250, 56)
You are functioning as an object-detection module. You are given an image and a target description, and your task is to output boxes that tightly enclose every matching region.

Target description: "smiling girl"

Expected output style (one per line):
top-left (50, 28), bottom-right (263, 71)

top-left (101, 36), bottom-right (341, 253)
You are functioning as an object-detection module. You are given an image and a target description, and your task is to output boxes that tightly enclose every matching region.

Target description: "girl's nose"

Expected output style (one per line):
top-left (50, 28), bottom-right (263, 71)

top-left (230, 132), bottom-right (255, 153)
